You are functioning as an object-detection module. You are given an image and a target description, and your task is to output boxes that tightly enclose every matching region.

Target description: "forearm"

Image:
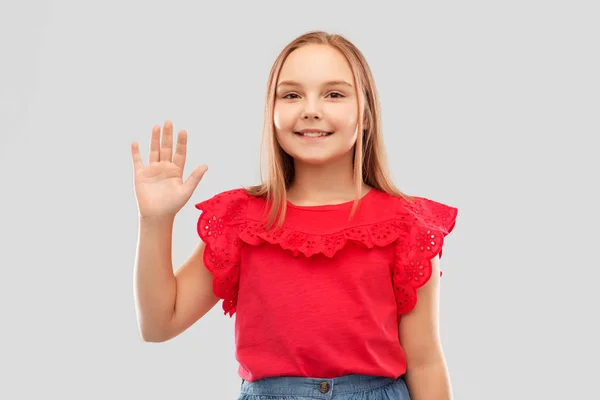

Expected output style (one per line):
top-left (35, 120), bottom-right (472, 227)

top-left (133, 216), bottom-right (177, 341)
top-left (404, 361), bottom-right (453, 400)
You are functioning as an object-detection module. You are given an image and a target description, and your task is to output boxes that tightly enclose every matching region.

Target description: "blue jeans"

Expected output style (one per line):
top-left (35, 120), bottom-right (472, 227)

top-left (238, 374), bottom-right (411, 399)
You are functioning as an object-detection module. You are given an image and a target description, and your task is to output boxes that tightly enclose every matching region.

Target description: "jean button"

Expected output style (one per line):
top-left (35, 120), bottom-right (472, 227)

top-left (319, 381), bottom-right (330, 393)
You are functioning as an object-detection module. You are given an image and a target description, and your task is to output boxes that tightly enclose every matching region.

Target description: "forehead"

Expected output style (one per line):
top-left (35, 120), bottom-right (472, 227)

top-left (277, 44), bottom-right (354, 85)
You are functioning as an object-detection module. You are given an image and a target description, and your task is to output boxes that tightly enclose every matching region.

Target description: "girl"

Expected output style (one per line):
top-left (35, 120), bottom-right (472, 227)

top-left (131, 31), bottom-right (458, 400)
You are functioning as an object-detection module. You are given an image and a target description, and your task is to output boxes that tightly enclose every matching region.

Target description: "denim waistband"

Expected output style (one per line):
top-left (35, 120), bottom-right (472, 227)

top-left (240, 374), bottom-right (398, 398)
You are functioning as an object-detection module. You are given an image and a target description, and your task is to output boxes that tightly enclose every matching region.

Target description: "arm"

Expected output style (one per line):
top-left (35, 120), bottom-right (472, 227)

top-left (133, 216), bottom-right (218, 342)
top-left (399, 254), bottom-right (453, 400)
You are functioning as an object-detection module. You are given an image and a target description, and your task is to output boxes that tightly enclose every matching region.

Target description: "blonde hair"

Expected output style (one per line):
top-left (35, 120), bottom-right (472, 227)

top-left (246, 30), bottom-right (414, 229)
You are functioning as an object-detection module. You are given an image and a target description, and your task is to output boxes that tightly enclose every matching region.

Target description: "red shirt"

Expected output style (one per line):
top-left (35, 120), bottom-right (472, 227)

top-left (195, 188), bottom-right (458, 382)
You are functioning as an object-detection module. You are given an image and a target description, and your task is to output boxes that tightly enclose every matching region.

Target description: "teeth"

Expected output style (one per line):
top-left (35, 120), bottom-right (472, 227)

top-left (300, 132), bottom-right (330, 137)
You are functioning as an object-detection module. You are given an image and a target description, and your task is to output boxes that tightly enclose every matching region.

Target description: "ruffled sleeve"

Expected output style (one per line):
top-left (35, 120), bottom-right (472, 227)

top-left (393, 196), bottom-right (458, 316)
top-left (194, 189), bottom-right (249, 317)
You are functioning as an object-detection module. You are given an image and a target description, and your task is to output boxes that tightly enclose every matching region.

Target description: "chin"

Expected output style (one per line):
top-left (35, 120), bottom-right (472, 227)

top-left (277, 132), bottom-right (356, 166)
top-left (292, 154), bottom-right (334, 166)
top-left (288, 148), bottom-right (353, 166)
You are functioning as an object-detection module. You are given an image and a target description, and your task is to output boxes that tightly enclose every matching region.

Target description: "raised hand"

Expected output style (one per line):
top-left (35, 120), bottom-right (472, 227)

top-left (131, 121), bottom-right (208, 219)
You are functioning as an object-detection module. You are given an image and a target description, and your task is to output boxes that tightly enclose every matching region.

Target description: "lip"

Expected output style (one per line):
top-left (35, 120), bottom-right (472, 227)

top-left (296, 128), bottom-right (331, 133)
top-left (294, 130), bottom-right (333, 139)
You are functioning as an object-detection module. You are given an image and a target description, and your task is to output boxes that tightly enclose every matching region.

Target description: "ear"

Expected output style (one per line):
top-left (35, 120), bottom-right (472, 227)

top-left (362, 114), bottom-right (371, 135)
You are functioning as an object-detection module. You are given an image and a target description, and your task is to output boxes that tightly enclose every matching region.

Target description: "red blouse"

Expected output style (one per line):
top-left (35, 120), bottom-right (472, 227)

top-left (195, 188), bottom-right (458, 382)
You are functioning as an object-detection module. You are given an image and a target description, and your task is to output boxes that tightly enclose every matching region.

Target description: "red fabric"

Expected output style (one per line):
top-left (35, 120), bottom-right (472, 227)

top-left (195, 188), bottom-right (458, 382)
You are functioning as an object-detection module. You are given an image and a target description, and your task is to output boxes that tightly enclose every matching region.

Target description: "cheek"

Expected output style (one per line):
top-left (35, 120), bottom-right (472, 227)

top-left (273, 103), bottom-right (295, 132)
top-left (332, 107), bottom-right (359, 133)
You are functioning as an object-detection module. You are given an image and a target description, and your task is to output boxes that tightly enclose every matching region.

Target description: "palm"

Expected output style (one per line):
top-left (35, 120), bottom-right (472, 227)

top-left (130, 121), bottom-right (208, 219)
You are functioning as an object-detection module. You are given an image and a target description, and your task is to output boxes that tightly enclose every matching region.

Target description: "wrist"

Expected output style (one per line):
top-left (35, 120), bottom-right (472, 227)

top-left (138, 214), bottom-right (176, 225)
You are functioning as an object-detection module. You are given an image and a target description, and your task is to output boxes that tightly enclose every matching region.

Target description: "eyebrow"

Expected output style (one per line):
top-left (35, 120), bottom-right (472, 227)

top-left (276, 80), bottom-right (354, 89)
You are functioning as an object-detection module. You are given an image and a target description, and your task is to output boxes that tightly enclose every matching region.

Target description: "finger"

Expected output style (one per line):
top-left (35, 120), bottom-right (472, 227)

top-left (172, 130), bottom-right (187, 171)
top-left (131, 142), bottom-right (144, 172)
top-left (184, 164), bottom-right (208, 194)
top-left (160, 120), bottom-right (174, 162)
top-left (149, 125), bottom-right (161, 163)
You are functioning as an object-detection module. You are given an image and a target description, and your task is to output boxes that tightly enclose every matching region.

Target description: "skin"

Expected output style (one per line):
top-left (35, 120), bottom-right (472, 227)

top-left (400, 255), bottom-right (453, 399)
top-left (273, 44), bottom-right (370, 205)
top-left (131, 121), bottom-right (218, 343)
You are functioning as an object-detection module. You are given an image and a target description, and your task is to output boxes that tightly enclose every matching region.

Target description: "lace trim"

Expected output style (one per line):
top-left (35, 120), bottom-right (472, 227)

top-left (238, 220), bottom-right (401, 258)
top-left (195, 189), bottom-right (247, 317)
top-left (195, 190), bottom-right (458, 318)
top-left (392, 197), bottom-right (458, 315)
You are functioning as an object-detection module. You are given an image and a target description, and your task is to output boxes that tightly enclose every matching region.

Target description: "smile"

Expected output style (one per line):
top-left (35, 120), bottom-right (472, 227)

top-left (294, 131), bottom-right (333, 138)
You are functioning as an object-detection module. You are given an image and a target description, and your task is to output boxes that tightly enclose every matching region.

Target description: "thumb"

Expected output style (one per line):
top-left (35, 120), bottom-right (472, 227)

top-left (183, 164), bottom-right (208, 194)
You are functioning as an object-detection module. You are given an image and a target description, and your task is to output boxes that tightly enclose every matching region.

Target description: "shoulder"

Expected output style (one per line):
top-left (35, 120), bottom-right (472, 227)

top-left (371, 189), bottom-right (458, 235)
top-left (194, 188), bottom-right (251, 211)
top-left (401, 195), bottom-right (458, 235)
top-left (194, 187), bottom-right (269, 215)
top-left (193, 188), bottom-right (266, 233)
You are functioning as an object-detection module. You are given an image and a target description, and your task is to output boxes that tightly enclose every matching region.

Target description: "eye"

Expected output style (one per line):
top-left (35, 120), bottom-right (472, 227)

top-left (327, 92), bottom-right (344, 98)
top-left (282, 93), bottom-right (299, 99)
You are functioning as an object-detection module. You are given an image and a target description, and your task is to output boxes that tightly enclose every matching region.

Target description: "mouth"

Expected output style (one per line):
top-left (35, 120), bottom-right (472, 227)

top-left (294, 131), bottom-right (333, 138)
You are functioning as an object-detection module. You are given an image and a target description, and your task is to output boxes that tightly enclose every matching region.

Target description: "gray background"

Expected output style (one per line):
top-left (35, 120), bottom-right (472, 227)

top-left (1, 1), bottom-right (598, 399)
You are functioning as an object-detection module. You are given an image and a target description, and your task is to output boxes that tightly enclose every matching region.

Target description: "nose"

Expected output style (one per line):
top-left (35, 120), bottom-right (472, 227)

top-left (302, 112), bottom-right (320, 120)
top-left (301, 99), bottom-right (322, 120)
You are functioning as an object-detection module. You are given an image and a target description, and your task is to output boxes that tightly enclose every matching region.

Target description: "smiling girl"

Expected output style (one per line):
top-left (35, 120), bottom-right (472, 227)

top-left (131, 31), bottom-right (459, 400)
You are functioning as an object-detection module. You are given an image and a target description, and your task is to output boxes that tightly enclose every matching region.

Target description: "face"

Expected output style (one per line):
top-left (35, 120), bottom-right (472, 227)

top-left (273, 44), bottom-right (360, 166)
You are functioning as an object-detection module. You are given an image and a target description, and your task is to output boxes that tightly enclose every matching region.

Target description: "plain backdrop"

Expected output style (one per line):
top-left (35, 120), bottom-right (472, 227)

top-left (1, 1), bottom-right (598, 399)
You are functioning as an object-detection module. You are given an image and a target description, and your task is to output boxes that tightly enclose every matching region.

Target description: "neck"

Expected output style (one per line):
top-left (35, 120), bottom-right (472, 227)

top-left (287, 153), bottom-right (367, 206)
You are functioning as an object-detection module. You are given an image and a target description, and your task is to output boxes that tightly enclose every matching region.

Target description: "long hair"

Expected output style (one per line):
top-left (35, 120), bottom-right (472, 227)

top-left (246, 31), bottom-right (414, 229)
